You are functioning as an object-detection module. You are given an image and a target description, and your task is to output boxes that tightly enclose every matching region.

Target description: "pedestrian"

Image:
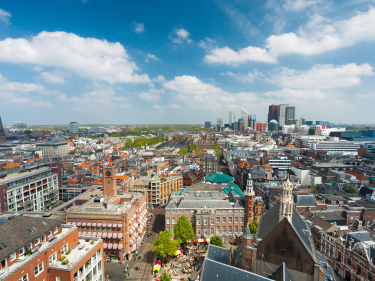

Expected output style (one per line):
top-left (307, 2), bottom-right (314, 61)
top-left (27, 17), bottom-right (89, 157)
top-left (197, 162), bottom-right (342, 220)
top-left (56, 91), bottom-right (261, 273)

top-left (128, 273), bottom-right (130, 277)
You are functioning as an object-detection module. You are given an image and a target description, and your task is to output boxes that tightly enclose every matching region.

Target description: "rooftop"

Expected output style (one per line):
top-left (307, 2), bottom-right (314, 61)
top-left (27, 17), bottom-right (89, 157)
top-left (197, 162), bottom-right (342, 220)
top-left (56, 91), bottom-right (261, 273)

top-left (205, 172), bottom-right (233, 183)
top-left (0, 166), bottom-right (51, 184)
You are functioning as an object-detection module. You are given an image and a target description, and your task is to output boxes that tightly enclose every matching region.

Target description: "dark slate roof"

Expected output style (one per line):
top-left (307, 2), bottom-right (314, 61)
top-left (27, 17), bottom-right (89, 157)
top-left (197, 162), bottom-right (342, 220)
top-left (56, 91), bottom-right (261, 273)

top-left (201, 258), bottom-right (272, 281)
top-left (293, 194), bottom-right (316, 207)
top-left (188, 169), bottom-right (196, 180)
top-left (313, 212), bottom-right (346, 222)
top-left (268, 262), bottom-right (295, 281)
top-left (243, 224), bottom-right (253, 240)
top-left (257, 201), bottom-right (315, 259)
top-left (206, 244), bottom-right (230, 264)
top-left (317, 252), bottom-right (336, 281)
top-left (0, 215), bottom-right (64, 260)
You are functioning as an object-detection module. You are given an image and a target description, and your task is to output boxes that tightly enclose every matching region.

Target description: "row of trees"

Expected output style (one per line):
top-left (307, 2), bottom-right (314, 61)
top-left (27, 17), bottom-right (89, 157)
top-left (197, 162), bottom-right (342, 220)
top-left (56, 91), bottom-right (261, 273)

top-left (121, 136), bottom-right (165, 149)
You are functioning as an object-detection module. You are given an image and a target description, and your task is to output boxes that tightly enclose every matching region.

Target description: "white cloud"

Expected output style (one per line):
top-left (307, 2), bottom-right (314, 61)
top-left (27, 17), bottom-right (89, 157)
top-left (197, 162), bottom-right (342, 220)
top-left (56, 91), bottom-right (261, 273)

top-left (204, 46), bottom-right (277, 65)
top-left (199, 37), bottom-right (217, 49)
top-left (283, 0), bottom-right (321, 11)
top-left (164, 75), bottom-right (224, 96)
top-left (223, 70), bottom-right (265, 83)
top-left (0, 31), bottom-right (151, 84)
top-left (0, 73), bottom-right (47, 93)
top-left (40, 70), bottom-right (72, 84)
top-left (119, 103), bottom-right (131, 108)
top-left (170, 28), bottom-right (192, 44)
top-left (204, 7), bottom-right (375, 65)
top-left (138, 89), bottom-right (164, 101)
top-left (167, 104), bottom-right (180, 108)
top-left (264, 88), bottom-right (326, 99)
top-left (32, 66), bottom-right (43, 72)
top-left (272, 63), bottom-right (373, 89)
top-left (153, 105), bottom-right (161, 109)
top-left (146, 53), bottom-right (160, 60)
top-left (134, 22), bottom-right (144, 33)
top-left (0, 8), bottom-right (11, 24)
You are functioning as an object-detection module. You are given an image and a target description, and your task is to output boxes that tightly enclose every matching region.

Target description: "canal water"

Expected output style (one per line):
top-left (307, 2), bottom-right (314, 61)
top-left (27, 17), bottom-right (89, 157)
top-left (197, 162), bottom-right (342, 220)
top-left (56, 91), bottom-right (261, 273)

top-left (156, 142), bottom-right (186, 150)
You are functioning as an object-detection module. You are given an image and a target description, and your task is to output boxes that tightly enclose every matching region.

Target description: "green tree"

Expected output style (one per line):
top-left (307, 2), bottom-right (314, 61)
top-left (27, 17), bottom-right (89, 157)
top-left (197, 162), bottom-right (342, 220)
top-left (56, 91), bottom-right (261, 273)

top-left (124, 139), bottom-right (133, 149)
top-left (174, 215), bottom-right (195, 244)
top-left (151, 230), bottom-right (178, 260)
top-left (161, 271), bottom-right (171, 281)
top-left (178, 148), bottom-right (188, 156)
top-left (172, 136), bottom-right (176, 141)
top-left (347, 186), bottom-right (356, 194)
top-left (310, 187), bottom-right (318, 193)
top-left (211, 146), bottom-right (220, 159)
top-left (249, 220), bottom-right (259, 235)
top-left (209, 235), bottom-right (224, 248)
top-left (24, 130), bottom-right (32, 135)
top-left (189, 144), bottom-right (197, 151)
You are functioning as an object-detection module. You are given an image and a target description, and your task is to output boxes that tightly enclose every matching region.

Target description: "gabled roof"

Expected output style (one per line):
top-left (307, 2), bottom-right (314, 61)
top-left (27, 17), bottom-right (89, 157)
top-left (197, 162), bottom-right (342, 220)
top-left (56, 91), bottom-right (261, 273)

top-left (268, 262), bottom-right (295, 281)
top-left (206, 244), bottom-right (230, 264)
top-left (243, 224), bottom-right (253, 240)
top-left (293, 194), bottom-right (316, 207)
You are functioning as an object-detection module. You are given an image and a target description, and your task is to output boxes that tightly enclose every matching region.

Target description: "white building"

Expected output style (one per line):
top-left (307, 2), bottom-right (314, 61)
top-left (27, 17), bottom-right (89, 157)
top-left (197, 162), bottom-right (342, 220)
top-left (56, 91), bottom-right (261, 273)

top-left (268, 156), bottom-right (291, 170)
top-left (69, 121), bottom-right (79, 133)
top-left (310, 140), bottom-right (360, 156)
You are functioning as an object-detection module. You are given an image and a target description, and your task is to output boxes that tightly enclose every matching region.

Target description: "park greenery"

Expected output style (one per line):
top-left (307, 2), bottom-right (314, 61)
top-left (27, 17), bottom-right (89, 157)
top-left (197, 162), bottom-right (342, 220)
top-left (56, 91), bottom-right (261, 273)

top-left (189, 144), bottom-right (197, 151)
top-left (177, 148), bottom-right (188, 156)
top-left (174, 216), bottom-right (195, 244)
top-left (160, 271), bottom-right (171, 281)
top-left (121, 136), bottom-right (165, 149)
top-left (346, 186), bottom-right (356, 194)
top-left (212, 146), bottom-right (220, 159)
top-left (209, 235), bottom-right (224, 248)
top-left (249, 220), bottom-right (259, 235)
top-left (151, 230), bottom-right (179, 260)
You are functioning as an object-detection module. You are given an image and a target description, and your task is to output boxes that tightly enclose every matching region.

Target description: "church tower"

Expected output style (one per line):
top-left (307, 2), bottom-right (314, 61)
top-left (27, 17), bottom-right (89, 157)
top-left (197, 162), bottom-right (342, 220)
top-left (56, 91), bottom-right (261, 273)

top-left (103, 164), bottom-right (117, 197)
top-left (244, 172), bottom-right (255, 227)
top-left (279, 175), bottom-right (294, 223)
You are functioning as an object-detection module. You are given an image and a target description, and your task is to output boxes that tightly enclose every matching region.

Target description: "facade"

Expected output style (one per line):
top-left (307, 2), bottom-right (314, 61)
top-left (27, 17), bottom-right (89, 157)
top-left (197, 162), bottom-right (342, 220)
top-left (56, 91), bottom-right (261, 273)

top-left (241, 108), bottom-right (249, 129)
top-left (229, 110), bottom-right (236, 127)
top-left (310, 141), bottom-right (360, 156)
top-left (204, 121), bottom-right (211, 129)
top-left (268, 157), bottom-right (291, 170)
top-left (287, 118), bottom-right (302, 126)
top-left (36, 141), bottom-right (70, 156)
top-left (254, 131), bottom-right (262, 142)
top-left (69, 122), bottom-right (79, 133)
top-left (13, 122), bottom-right (27, 129)
top-left (131, 174), bottom-right (182, 208)
top-left (285, 106), bottom-right (295, 123)
top-left (256, 122), bottom-right (267, 132)
top-left (0, 165), bottom-right (59, 213)
top-left (183, 168), bottom-right (204, 187)
top-left (0, 214), bottom-right (104, 281)
top-left (238, 118), bottom-right (245, 132)
top-left (278, 104), bottom-right (289, 127)
top-left (268, 105), bottom-right (279, 123)
top-left (201, 154), bottom-right (218, 176)
top-left (0, 116), bottom-right (6, 143)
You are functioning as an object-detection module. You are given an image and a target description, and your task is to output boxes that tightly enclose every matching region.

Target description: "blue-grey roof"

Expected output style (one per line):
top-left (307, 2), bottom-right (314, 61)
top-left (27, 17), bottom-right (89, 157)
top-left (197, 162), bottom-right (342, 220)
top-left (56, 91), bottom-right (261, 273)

top-left (206, 244), bottom-right (230, 264)
top-left (353, 137), bottom-right (375, 142)
top-left (201, 258), bottom-right (272, 281)
top-left (313, 211), bottom-right (346, 222)
top-left (317, 252), bottom-right (336, 281)
top-left (268, 262), bottom-right (295, 281)
top-left (179, 200), bottom-right (232, 209)
top-left (343, 231), bottom-right (375, 266)
top-left (293, 194), bottom-right (316, 207)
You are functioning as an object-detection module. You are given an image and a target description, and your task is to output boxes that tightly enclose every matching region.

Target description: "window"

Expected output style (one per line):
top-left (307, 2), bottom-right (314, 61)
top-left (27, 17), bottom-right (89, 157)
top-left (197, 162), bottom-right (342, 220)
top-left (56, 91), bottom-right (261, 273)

top-left (56, 277), bottom-right (61, 281)
top-left (347, 258), bottom-right (351, 266)
top-left (228, 226), bottom-right (232, 233)
top-left (331, 201), bottom-right (336, 204)
top-left (61, 244), bottom-right (68, 255)
top-left (216, 226), bottom-right (220, 233)
top-left (222, 226), bottom-right (226, 233)
top-left (204, 218), bottom-right (208, 225)
top-left (34, 238), bottom-right (40, 245)
top-left (48, 230), bottom-right (52, 237)
top-left (204, 229), bottom-right (208, 236)
top-left (240, 217), bottom-right (244, 223)
top-left (10, 252), bottom-right (16, 262)
top-left (240, 226), bottom-right (244, 232)
top-left (19, 247), bottom-right (25, 256)
top-left (216, 217), bottom-right (220, 223)
top-left (49, 252), bottom-right (57, 265)
top-left (27, 243), bottom-right (32, 251)
top-left (197, 229), bottom-right (201, 235)
top-left (350, 215), bottom-right (354, 220)
top-left (1, 258), bottom-right (6, 269)
top-left (172, 218), bottom-right (176, 224)
top-left (197, 219), bottom-right (201, 225)
top-left (356, 265), bottom-right (361, 275)
top-left (167, 218), bottom-right (170, 224)
top-left (368, 273), bottom-right (373, 281)
top-left (222, 217), bottom-right (226, 223)
top-left (229, 217), bottom-right (232, 223)
top-left (210, 219), bottom-right (214, 225)
top-left (211, 228), bottom-right (214, 235)
top-left (356, 215), bottom-right (359, 219)
top-left (235, 217), bottom-right (238, 223)
top-left (34, 262), bottom-right (43, 277)
top-left (18, 274), bottom-right (28, 281)
top-left (235, 226), bottom-right (238, 233)
top-left (54, 227), bottom-right (58, 233)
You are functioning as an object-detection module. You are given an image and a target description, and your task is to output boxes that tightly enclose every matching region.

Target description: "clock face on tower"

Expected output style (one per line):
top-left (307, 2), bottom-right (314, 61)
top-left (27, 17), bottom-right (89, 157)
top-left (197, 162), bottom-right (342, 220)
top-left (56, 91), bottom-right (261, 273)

top-left (105, 171), bottom-right (112, 177)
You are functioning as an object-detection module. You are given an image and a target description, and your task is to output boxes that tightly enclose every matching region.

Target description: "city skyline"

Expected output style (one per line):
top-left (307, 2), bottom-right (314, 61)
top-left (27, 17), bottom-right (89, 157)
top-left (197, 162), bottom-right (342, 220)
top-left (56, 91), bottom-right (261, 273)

top-left (0, 0), bottom-right (375, 125)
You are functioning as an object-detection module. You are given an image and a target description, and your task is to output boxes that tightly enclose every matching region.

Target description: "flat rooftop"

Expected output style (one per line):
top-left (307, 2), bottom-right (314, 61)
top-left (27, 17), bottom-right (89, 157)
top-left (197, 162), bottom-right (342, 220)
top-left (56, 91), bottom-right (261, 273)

top-left (0, 166), bottom-right (51, 184)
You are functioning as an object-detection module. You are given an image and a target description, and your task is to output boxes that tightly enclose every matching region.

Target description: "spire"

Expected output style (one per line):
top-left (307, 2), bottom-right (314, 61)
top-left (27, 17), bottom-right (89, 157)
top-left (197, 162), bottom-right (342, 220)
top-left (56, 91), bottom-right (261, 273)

top-left (243, 224), bottom-right (253, 240)
top-left (279, 174), bottom-right (294, 223)
top-left (244, 172), bottom-right (254, 197)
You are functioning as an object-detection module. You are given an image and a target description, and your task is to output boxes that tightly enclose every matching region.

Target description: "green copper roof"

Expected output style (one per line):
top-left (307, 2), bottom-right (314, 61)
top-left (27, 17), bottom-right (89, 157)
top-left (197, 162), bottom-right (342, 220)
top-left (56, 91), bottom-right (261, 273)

top-left (205, 172), bottom-right (233, 183)
top-left (224, 182), bottom-right (245, 197)
top-left (238, 117), bottom-right (245, 123)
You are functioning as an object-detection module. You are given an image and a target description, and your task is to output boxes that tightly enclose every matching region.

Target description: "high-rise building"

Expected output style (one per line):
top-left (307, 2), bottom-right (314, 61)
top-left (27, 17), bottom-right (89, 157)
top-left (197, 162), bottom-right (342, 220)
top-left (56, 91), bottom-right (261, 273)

top-left (256, 122), bottom-right (268, 132)
top-left (248, 114), bottom-right (256, 130)
top-left (316, 121), bottom-right (323, 126)
top-left (305, 121), bottom-right (314, 126)
top-left (278, 104), bottom-right (289, 127)
top-left (285, 106), bottom-right (295, 123)
top-left (301, 117), bottom-right (306, 125)
top-left (205, 121), bottom-right (211, 129)
top-left (69, 121), bottom-right (79, 133)
top-left (13, 121), bottom-right (27, 129)
top-left (268, 105), bottom-right (279, 123)
top-left (287, 119), bottom-right (302, 126)
top-left (241, 108), bottom-right (249, 129)
top-left (238, 118), bottom-right (245, 132)
top-left (0, 116), bottom-right (6, 143)
top-left (229, 110), bottom-right (236, 126)
top-left (217, 117), bottom-right (223, 127)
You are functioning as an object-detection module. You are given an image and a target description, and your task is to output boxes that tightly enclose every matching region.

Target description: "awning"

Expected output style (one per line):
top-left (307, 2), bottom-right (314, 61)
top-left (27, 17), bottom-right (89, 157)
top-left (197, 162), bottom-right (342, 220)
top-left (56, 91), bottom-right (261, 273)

top-left (118, 225), bottom-right (123, 229)
top-left (193, 238), bottom-right (210, 243)
top-left (77, 222), bottom-right (82, 226)
top-left (87, 232), bottom-right (92, 237)
top-left (108, 223), bottom-right (112, 227)
top-left (103, 243), bottom-right (108, 249)
top-left (92, 223), bottom-right (97, 227)
top-left (82, 222), bottom-right (87, 227)
top-left (72, 222), bottom-right (77, 225)
top-left (108, 243), bottom-right (113, 249)
top-left (67, 222), bottom-right (72, 225)
top-left (102, 223), bottom-right (107, 227)
top-left (97, 232), bottom-right (102, 237)
top-left (102, 232), bottom-right (108, 238)
top-left (107, 233), bottom-right (113, 238)
top-left (118, 233), bottom-right (123, 239)
top-left (113, 233), bottom-right (118, 239)
top-left (113, 244), bottom-right (118, 250)
top-left (129, 229), bottom-right (134, 235)
top-left (97, 223), bottom-right (102, 227)
top-left (131, 244), bottom-right (136, 252)
top-left (92, 232), bottom-right (97, 237)
top-left (129, 239), bottom-right (134, 246)
top-left (175, 249), bottom-right (185, 255)
top-left (118, 244), bottom-right (123, 250)
top-left (113, 224), bottom-right (117, 228)
top-left (82, 231), bottom-right (87, 236)
top-left (87, 223), bottom-right (92, 227)
top-left (153, 261), bottom-right (161, 271)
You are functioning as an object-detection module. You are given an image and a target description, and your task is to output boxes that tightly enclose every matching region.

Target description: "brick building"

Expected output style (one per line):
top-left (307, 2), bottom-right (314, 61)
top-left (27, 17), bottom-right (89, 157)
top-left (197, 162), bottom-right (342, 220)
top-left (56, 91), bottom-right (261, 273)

top-left (182, 168), bottom-right (203, 187)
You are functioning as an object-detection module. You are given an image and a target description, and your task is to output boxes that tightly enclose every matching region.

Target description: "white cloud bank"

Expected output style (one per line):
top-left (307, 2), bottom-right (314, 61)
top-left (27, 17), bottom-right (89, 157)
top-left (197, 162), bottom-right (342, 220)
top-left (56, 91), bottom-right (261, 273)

top-left (0, 31), bottom-right (151, 84)
top-left (0, 8), bottom-right (11, 24)
top-left (40, 70), bottom-right (72, 84)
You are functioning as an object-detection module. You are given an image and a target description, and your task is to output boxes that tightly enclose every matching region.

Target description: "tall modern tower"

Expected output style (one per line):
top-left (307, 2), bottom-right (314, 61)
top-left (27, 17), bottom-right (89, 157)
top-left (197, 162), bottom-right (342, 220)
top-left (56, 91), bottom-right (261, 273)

top-left (217, 117), bottom-right (223, 127)
top-left (229, 110), bottom-right (236, 126)
top-left (0, 116), bottom-right (6, 143)
top-left (278, 104), bottom-right (289, 127)
top-left (268, 105), bottom-right (279, 123)
top-left (241, 108), bottom-right (249, 129)
top-left (69, 122), bottom-right (79, 133)
top-left (285, 106), bottom-right (295, 123)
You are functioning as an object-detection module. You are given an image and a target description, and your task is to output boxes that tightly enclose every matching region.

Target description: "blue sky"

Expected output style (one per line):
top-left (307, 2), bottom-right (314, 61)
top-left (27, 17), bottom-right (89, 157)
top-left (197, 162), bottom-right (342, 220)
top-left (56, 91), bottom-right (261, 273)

top-left (0, 0), bottom-right (375, 125)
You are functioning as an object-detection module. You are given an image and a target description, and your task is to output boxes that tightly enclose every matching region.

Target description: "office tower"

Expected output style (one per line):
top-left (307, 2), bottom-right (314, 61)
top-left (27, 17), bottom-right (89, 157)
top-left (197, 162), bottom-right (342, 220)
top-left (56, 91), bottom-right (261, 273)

top-left (241, 108), bottom-right (249, 129)
top-left (229, 110), bottom-right (236, 126)
top-left (305, 121), bottom-right (314, 126)
top-left (205, 121), bottom-right (211, 128)
top-left (287, 119), bottom-right (302, 126)
top-left (256, 122), bottom-right (268, 132)
top-left (301, 117), bottom-right (306, 125)
top-left (69, 121), bottom-right (79, 133)
top-left (316, 121), bottom-right (323, 126)
top-left (268, 105), bottom-right (279, 123)
top-left (0, 116), bottom-right (6, 143)
top-left (278, 104), bottom-right (289, 127)
top-left (285, 106), bottom-right (295, 123)
top-left (217, 117), bottom-right (223, 127)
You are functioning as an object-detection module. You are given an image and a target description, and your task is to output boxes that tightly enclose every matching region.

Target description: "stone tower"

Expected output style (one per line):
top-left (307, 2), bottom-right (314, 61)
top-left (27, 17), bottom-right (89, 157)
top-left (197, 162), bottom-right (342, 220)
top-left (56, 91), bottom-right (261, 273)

top-left (0, 116), bottom-right (6, 143)
top-left (244, 172), bottom-right (255, 227)
top-left (102, 164), bottom-right (117, 197)
top-left (279, 175), bottom-right (294, 223)
top-left (241, 224), bottom-right (255, 272)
